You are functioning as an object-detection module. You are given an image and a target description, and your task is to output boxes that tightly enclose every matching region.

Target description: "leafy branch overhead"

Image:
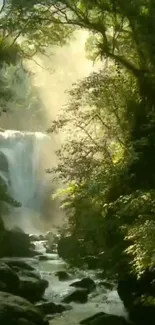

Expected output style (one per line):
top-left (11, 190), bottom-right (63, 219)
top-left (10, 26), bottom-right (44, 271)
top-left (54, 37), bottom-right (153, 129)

top-left (1, 0), bottom-right (155, 280)
top-left (1, 0), bottom-right (154, 74)
top-left (45, 0), bottom-right (155, 278)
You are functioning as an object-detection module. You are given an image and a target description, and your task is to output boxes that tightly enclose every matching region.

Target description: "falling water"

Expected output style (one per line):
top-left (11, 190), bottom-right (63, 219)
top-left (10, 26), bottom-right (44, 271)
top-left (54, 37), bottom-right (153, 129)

top-left (0, 130), bottom-right (53, 233)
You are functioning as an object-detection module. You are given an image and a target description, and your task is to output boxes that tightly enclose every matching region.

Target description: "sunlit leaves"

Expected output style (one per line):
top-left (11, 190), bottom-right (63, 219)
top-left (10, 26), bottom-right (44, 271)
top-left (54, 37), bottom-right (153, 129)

top-left (0, 0), bottom-right (74, 57)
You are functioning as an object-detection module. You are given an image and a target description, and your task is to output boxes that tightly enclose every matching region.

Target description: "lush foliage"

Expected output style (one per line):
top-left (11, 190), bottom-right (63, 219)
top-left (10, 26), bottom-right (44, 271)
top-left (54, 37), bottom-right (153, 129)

top-left (47, 0), bottom-right (155, 278)
top-left (0, 0), bottom-right (73, 215)
top-left (1, 0), bottom-right (155, 278)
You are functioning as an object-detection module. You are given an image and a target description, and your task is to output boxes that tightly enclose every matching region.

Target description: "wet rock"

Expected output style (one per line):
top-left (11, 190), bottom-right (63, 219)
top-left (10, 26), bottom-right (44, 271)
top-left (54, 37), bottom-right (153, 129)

top-left (29, 234), bottom-right (36, 241)
top-left (46, 243), bottom-right (57, 254)
top-left (80, 312), bottom-right (105, 324)
top-left (80, 312), bottom-right (130, 325)
top-left (45, 231), bottom-right (59, 244)
top-left (45, 232), bottom-right (59, 254)
top-left (38, 255), bottom-right (48, 261)
top-left (36, 301), bottom-right (70, 315)
top-left (1, 258), bottom-right (35, 271)
top-left (46, 315), bottom-right (55, 321)
top-left (0, 291), bottom-right (48, 325)
top-left (0, 229), bottom-right (33, 257)
top-left (29, 235), bottom-right (45, 242)
top-left (117, 274), bottom-right (139, 309)
top-left (17, 269), bottom-right (41, 280)
top-left (17, 319), bottom-right (36, 325)
top-left (97, 281), bottom-right (113, 290)
top-left (62, 288), bottom-right (89, 303)
top-left (117, 270), bottom-right (155, 325)
top-left (70, 277), bottom-right (96, 293)
top-left (19, 275), bottom-right (48, 302)
top-left (30, 242), bottom-right (35, 250)
top-left (55, 271), bottom-right (70, 281)
top-left (0, 262), bottom-right (19, 294)
top-left (38, 235), bottom-right (45, 241)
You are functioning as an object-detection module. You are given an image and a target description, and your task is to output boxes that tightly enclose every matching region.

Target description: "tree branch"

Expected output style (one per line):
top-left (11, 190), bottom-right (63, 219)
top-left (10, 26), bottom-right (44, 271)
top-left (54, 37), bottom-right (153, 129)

top-left (0, 0), bottom-right (6, 14)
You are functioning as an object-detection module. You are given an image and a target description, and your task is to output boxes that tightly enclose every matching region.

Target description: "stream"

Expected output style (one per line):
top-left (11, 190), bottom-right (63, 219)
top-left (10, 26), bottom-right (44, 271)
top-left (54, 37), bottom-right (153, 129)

top-left (7, 240), bottom-right (128, 325)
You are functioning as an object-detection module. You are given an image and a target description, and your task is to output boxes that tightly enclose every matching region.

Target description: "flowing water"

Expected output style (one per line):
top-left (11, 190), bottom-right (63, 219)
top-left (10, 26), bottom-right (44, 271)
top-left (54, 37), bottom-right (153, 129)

top-left (0, 130), bottom-right (56, 232)
top-left (8, 240), bottom-right (128, 325)
top-left (0, 130), bottom-right (128, 323)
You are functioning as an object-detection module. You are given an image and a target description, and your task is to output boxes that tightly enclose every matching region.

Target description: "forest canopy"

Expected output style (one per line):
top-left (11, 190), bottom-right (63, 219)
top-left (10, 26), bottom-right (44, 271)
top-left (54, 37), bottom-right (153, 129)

top-left (47, 0), bottom-right (155, 278)
top-left (1, 0), bottom-right (155, 278)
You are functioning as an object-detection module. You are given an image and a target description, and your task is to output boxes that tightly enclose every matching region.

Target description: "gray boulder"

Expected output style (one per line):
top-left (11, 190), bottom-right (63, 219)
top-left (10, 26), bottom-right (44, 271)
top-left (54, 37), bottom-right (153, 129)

top-left (0, 229), bottom-right (33, 257)
top-left (1, 258), bottom-right (35, 271)
top-left (70, 277), bottom-right (96, 293)
top-left (80, 312), bottom-right (130, 325)
top-left (38, 255), bottom-right (48, 261)
top-left (36, 301), bottom-right (70, 315)
top-left (0, 262), bottom-right (19, 294)
top-left (29, 234), bottom-right (45, 242)
top-left (19, 275), bottom-right (48, 302)
top-left (55, 271), bottom-right (70, 281)
top-left (62, 288), bottom-right (89, 303)
top-left (0, 291), bottom-right (48, 325)
top-left (46, 243), bottom-right (57, 254)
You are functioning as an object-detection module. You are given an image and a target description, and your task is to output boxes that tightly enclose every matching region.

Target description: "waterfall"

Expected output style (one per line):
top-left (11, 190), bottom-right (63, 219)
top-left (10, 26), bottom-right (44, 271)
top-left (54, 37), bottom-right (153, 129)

top-left (0, 130), bottom-right (53, 233)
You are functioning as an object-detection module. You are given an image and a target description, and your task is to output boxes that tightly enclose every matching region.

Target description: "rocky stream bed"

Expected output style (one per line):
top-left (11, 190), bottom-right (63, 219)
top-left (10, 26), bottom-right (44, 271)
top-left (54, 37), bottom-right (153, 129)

top-left (0, 235), bottom-right (129, 325)
top-left (2, 232), bottom-right (155, 325)
top-left (32, 240), bottom-right (128, 325)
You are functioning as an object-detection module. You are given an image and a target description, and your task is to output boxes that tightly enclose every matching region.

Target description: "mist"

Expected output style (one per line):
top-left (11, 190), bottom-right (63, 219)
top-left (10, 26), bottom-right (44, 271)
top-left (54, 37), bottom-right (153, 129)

top-left (0, 30), bottom-right (99, 233)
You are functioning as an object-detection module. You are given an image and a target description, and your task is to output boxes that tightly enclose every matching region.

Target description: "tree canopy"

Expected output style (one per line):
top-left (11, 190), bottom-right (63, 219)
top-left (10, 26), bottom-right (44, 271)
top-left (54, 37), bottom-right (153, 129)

top-left (45, 0), bottom-right (155, 278)
top-left (1, 0), bottom-right (155, 279)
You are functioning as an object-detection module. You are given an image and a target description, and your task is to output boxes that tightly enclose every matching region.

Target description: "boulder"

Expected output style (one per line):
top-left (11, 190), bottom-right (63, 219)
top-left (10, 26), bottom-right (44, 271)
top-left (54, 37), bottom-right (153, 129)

top-left (29, 235), bottom-right (45, 242)
top-left (18, 270), bottom-right (41, 280)
top-left (55, 271), bottom-right (70, 281)
top-left (1, 258), bottom-right (35, 271)
top-left (38, 235), bottom-right (45, 241)
top-left (35, 301), bottom-right (69, 315)
top-left (45, 231), bottom-right (59, 244)
top-left (17, 319), bottom-right (36, 325)
top-left (45, 232), bottom-right (59, 254)
top-left (97, 281), bottom-right (113, 290)
top-left (117, 270), bottom-right (155, 325)
top-left (19, 275), bottom-right (48, 302)
top-left (62, 288), bottom-right (89, 303)
top-left (38, 255), bottom-right (48, 261)
top-left (80, 312), bottom-right (130, 325)
top-left (70, 277), bottom-right (96, 293)
top-left (0, 262), bottom-right (19, 294)
top-left (29, 235), bottom-right (39, 242)
top-left (0, 291), bottom-right (48, 325)
top-left (0, 229), bottom-right (33, 257)
top-left (117, 274), bottom-right (139, 309)
top-left (46, 244), bottom-right (57, 254)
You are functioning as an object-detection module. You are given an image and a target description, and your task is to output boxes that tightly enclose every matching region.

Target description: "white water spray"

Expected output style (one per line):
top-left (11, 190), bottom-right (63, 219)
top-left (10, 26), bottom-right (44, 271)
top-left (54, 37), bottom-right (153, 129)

top-left (0, 130), bottom-right (53, 233)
